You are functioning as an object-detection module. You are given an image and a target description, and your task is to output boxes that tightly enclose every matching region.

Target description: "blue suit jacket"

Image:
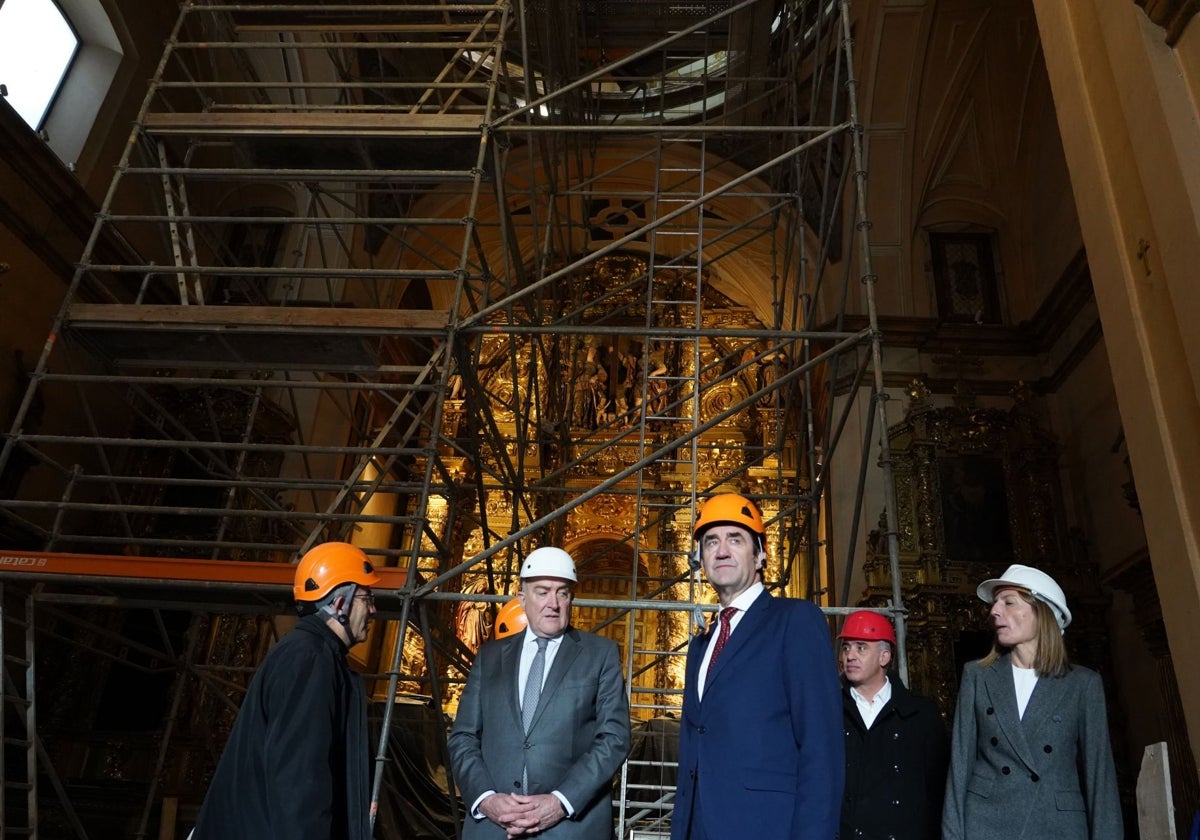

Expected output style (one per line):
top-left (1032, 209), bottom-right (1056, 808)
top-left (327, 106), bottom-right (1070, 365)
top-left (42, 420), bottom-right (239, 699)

top-left (671, 591), bottom-right (844, 840)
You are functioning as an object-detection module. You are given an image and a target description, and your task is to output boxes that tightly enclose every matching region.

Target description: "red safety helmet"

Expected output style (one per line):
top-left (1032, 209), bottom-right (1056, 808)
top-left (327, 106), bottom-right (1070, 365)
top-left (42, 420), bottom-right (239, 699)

top-left (692, 493), bottom-right (766, 539)
top-left (293, 542), bottom-right (381, 602)
top-left (837, 610), bottom-right (897, 645)
top-left (493, 597), bottom-right (528, 640)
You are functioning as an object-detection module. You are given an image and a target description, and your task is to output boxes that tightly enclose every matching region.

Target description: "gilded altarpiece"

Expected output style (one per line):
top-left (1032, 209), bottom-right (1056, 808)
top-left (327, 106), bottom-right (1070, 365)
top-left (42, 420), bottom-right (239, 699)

top-left (394, 254), bottom-right (809, 719)
top-left (863, 381), bottom-right (1112, 719)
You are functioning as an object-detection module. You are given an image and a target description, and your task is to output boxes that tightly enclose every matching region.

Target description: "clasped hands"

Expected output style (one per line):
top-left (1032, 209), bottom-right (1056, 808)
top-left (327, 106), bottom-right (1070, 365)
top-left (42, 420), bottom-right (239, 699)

top-left (480, 792), bottom-right (566, 837)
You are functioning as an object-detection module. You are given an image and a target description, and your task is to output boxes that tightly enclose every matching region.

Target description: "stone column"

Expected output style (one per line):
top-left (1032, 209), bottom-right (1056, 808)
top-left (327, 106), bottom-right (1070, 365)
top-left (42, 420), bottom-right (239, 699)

top-left (1032, 0), bottom-right (1200, 771)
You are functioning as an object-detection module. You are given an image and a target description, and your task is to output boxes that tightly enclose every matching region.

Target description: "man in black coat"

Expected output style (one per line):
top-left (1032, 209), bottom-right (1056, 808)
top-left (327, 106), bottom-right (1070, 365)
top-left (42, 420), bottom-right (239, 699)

top-left (839, 611), bottom-right (949, 840)
top-left (191, 542), bottom-right (381, 840)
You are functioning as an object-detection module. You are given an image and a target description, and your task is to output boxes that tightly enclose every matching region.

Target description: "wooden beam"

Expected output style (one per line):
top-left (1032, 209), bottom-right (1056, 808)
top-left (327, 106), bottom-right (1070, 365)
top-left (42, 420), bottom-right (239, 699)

top-left (141, 111), bottom-right (483, 136)
top-left (67, 304), bottom-right (449, 333)
top-left (234, 23), bottom-right (498, 33)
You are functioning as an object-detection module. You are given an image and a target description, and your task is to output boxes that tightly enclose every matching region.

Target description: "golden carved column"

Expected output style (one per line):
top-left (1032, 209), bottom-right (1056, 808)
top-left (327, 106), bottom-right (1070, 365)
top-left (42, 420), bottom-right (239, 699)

top-left (658, 507), bottom-right (699, 710)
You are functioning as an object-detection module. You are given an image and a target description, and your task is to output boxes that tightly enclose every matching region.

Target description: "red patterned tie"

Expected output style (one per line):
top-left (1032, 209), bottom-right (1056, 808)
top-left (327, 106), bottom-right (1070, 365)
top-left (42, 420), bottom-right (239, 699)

top-left (707, 607), bottom-right (738, 676)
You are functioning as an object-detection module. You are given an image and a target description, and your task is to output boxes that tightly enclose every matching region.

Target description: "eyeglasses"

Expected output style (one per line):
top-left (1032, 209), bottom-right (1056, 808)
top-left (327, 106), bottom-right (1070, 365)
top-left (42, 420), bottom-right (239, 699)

top-left (354, 592), bottom-right (375, 607)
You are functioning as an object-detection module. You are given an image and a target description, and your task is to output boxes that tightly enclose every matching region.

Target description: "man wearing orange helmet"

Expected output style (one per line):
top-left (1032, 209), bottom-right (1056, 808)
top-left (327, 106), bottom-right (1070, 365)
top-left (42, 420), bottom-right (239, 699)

top-left (672, 493), bottom-right (843, 840)
top-left (492, 596), bottom-right (528, 640)
top-left (191, 541), bottom-right (381, 840)
top-left (838, 610), bottom-right (948, 840)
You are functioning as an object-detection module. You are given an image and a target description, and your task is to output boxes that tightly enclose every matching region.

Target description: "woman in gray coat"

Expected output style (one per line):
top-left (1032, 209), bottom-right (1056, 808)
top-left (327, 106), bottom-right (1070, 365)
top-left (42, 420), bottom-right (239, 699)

top-left (942, 564), bottom-right (1122, 840)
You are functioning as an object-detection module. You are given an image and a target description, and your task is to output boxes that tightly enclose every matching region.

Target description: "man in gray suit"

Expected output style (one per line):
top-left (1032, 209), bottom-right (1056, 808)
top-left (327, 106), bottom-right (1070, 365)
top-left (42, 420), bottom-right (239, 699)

top-left (448, 547), bottom-right (632, 838)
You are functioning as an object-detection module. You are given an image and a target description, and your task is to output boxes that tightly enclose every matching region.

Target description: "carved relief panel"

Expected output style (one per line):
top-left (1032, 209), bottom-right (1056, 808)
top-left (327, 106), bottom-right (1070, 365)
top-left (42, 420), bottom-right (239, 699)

top-left (418, 253), bottom-right (812, 718)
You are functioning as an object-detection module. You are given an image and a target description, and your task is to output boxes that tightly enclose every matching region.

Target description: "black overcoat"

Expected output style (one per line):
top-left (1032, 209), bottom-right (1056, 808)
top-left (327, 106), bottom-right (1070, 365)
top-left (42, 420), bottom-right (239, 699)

top-left (192, 614), bottom-right (372, 840)
top-left (840, 676), bottom-right (949, 840)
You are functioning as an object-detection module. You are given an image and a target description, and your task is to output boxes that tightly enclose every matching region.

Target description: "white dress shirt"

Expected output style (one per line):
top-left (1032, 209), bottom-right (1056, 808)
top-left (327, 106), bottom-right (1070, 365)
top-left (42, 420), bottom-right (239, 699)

top-left (518, 628), bottom-right (564, 699)
top-left (1012, 662), bottom-right (1038, 719)
top-left (698, 581), bottom-right (764, 696)
top-left (849, 675), bottom-right (892, 729)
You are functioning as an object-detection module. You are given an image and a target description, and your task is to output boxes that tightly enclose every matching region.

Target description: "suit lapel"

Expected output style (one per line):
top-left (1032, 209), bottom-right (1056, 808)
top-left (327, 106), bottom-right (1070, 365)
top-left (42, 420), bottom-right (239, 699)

top-left (683, 626), bottom-right (710, 712)
top-left (500, 635), bottom-right (524, 732)
top-left (842, 685), bottom-right (869, 734)
top-left (982, 655), bottom-right (1039, 772)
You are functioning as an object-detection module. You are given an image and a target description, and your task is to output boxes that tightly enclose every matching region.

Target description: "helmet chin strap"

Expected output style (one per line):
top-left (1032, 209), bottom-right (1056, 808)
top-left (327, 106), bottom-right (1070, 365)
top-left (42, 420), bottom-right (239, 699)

top-left (321, 582), bottom-right (358, 627)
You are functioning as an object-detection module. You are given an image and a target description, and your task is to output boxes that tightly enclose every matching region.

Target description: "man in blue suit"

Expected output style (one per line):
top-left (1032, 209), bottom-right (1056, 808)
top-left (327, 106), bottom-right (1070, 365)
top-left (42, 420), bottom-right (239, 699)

top-left (671, 493), bottom-right (844, 840)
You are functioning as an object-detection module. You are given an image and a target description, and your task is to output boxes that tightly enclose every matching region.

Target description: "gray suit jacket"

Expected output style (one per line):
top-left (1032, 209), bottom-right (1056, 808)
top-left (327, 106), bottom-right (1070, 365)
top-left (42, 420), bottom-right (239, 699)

top-left (942, 654), bottom-right (1122, 840)
top-left (447, 627), bottom-right (631, 839)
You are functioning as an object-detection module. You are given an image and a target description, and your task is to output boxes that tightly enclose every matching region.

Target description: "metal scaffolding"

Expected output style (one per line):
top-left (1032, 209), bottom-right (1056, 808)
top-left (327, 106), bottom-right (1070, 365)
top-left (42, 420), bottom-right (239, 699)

top-left (0, 0), bottom-right (905, 836)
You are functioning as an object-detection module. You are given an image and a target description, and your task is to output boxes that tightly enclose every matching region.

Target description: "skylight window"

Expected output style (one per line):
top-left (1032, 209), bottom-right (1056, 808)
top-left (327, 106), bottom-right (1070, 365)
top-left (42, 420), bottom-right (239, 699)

top-left (0, 0), bottom-right (80, 130)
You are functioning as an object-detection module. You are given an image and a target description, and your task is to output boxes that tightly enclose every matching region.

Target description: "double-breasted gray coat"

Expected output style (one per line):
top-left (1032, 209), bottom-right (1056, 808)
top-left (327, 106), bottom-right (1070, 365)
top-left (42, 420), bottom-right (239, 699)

top-left (942, 654), bottom-right (1122, 840)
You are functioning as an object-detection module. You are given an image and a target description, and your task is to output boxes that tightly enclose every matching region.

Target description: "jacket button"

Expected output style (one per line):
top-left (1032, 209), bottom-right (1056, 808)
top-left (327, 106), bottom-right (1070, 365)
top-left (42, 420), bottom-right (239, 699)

top-left (990, 737), bottom-right (999, 746)
top-left (893, 764), bottom-right (900, 773)
top-left (891, 799), bottom-right (901, 807)
top-left (697, 726), bottom-right (706, 734)
top-left (986, 707), bottom-right (994, 715)
top-left (1031, 773), bottom-right (1040, 782)
top-left (1044, 745), bottom-right (1053, 753)
top-left (892, 732), bottom-right (900, 739)
top-left (1001, 766), bottom-right (1011, 775)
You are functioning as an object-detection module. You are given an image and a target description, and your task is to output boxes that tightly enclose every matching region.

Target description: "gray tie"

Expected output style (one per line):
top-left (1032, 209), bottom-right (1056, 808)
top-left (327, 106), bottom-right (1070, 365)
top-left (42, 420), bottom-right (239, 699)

top-left (523, 636), bottom-right (549, 733)
top-left (521, 636), bottom-right (549, 793)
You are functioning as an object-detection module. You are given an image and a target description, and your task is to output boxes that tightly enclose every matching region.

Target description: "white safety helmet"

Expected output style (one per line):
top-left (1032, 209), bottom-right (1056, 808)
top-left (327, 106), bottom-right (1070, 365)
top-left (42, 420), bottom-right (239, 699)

top-left (977, 564), bottom-right (1072, 632)
top-left (520, 547), bottom-right (577, 582)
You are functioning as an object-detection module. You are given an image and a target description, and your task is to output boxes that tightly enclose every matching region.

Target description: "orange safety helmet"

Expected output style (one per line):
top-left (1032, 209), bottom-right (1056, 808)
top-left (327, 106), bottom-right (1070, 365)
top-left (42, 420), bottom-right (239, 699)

top-left (692, 493), bottom-right (767, 539)
top-left (493, 597), bottom-right (528, 640)
top-left (837, 610), bottom-right (897, 645)
top-left (293, 541), bottom-right (382, 602)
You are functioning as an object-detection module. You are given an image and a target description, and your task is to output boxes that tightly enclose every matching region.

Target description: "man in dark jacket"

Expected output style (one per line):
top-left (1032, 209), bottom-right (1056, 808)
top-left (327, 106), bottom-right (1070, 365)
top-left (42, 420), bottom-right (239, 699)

top-left (839, 611), bottom-right (949, 840)
top-left (191, 542), bottom-right (381, 840)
